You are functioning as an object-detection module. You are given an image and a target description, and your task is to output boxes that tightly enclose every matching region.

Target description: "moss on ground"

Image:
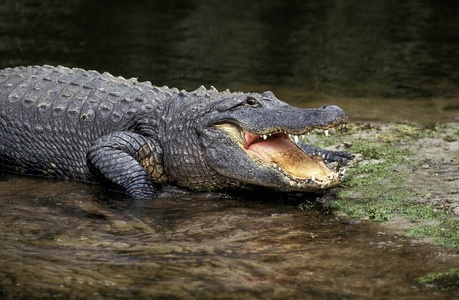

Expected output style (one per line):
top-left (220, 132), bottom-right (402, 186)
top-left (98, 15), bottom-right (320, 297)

top-left (416, 269), bottom-right (459, 291)
top-left (301, 123), bottom-right (459, 249)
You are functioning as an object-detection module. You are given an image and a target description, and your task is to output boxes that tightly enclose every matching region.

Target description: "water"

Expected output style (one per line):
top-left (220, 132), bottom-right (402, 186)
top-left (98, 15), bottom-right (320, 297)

top-left (1, 174), bottom-right (458, 299)
top-left (1, 0), bottom-right (459, 298)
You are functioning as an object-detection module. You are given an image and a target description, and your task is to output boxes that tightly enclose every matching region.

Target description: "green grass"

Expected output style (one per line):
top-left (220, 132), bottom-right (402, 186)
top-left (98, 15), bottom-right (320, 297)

top-left (406, 219), bottom-right (459, 248)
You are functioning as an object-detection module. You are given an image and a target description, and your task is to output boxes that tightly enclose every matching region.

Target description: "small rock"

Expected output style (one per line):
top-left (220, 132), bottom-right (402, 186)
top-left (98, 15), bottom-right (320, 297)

top-left (453, 206), bottom-right (459, 215)
top-left (443, 135), bottom-right (457, 142)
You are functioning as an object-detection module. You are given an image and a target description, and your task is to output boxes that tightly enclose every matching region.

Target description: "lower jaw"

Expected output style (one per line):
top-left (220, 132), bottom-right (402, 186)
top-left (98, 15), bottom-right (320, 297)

top-left (245, 134), bottom-right (338, 182)
top-left (281, 177), bottom-right (341, 191)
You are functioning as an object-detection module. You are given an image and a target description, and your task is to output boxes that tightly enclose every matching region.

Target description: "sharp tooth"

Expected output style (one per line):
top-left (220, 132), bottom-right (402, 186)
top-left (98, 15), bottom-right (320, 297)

top-left (311, 175), bottom-right (315, 181)
top-left (262, 134), bottom-right (268, 140)
top-left (324, 130), bottom-right (329, 137)
top-left (327, 174), bottom-right (336, 179)
top-left (272, 163), bottom-right (277, 168)
top-left (294, 135), bottom-right (299, 143)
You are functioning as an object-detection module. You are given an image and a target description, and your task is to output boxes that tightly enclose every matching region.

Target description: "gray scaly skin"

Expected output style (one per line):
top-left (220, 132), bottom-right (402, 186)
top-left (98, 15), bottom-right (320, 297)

top-left (0, 65), bottom-right (353, 198)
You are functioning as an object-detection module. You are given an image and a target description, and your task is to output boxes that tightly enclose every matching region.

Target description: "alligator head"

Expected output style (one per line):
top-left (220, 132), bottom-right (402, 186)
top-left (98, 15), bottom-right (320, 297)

top-left (161, 88), bottom-right (349, 192)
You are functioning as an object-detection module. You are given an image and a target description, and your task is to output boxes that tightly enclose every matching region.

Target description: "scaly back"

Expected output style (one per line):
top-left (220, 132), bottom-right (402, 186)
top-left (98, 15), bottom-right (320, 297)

top-left (0, 65), bottom-right (169, 180)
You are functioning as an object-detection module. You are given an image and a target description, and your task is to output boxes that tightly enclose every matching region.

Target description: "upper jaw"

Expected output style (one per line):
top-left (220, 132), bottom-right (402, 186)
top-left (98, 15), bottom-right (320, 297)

top-left (233, 104), bottom-right (349, 137)
top-left (243, 122), bottom-right (347, 144)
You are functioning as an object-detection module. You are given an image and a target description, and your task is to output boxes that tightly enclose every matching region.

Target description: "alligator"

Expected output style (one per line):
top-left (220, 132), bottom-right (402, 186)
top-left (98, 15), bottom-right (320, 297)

top-left (0, 65), bottom-right (353, 198)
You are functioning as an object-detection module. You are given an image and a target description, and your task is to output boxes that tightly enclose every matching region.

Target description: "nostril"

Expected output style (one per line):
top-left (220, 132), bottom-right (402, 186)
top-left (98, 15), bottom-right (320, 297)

top-left (321, 104), bottom-right (339, 110)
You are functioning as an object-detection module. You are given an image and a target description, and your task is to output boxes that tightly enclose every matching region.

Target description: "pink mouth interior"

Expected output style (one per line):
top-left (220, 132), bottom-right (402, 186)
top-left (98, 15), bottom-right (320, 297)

top-left (243, 130), bottom-right (335, 181)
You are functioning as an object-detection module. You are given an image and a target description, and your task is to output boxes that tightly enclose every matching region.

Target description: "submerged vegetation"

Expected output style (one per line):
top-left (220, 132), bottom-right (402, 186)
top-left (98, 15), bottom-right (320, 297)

top-left (301, 123), bottom-right (459, 249)
top-left (416, 269), bottom-right (459, 291)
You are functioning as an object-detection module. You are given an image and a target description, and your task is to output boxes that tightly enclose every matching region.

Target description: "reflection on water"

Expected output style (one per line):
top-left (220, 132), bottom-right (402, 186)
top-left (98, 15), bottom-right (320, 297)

top-left (1, 174), bottom-right (458, 298)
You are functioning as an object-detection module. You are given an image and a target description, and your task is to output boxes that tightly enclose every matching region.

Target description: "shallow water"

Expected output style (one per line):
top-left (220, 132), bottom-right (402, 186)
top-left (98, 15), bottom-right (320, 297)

top-left (1, 173), bottom-right (458, 299)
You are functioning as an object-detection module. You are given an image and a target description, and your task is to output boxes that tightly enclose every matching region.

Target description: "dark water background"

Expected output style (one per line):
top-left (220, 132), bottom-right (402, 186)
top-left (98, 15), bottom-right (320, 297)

top-left (1, 1), bottom-right (459, 298)
top-left (1, 0), bottom-right (458, 123)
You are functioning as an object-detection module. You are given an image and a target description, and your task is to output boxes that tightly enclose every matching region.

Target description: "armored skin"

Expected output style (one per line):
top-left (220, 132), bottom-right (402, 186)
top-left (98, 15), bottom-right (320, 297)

top-left (0, 65), bottom-right (353, 198)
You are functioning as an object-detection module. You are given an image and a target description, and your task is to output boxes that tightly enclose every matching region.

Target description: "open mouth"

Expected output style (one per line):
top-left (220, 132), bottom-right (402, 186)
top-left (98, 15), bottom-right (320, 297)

top-left (215, 123), bottom-right (347, 189)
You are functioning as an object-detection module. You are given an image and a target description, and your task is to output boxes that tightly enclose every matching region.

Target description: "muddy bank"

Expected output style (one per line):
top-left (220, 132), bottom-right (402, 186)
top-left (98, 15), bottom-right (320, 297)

top-left (311, 122), bottom-right (459, 247)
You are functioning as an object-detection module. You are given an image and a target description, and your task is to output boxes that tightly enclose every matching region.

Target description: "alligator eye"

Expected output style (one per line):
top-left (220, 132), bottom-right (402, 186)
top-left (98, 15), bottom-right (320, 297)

top-left (245, 97), bottom-right (260, 107)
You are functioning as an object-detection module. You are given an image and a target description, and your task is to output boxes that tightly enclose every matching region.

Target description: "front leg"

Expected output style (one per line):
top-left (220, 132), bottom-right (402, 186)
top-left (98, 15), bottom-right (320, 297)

top-left (298, 141), bottom-right (354, 165)
top-left (87, 132), bottom-right (167, 199)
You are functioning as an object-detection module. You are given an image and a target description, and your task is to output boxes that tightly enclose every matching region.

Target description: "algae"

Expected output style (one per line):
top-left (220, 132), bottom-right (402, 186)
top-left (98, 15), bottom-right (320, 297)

top-left (416, 269), bottom-right (459, 291)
